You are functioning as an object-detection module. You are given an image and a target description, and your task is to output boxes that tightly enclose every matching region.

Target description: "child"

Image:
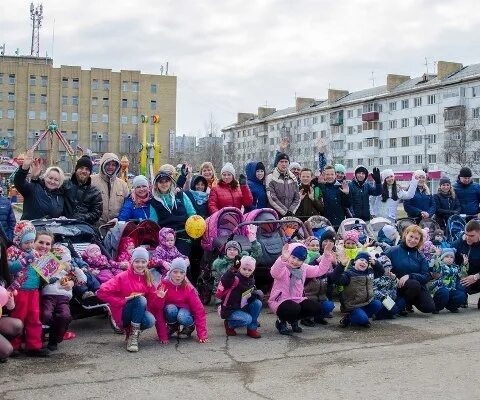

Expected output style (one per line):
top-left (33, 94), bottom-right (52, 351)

top-left (155, 258), bottom-right (208, 343)
top-left (373, 254), bottom-right (405, 319)
top-left (269, 242), bottom-right (335, 335)
top-left (431, 229), bottom-right (449, 249)
top-left (97, 247), bottom-right (159, 352)
top-left (376, 225), bottom-right (400, 250)
top-left (429, 248), bottom-right (468, 313)
top-left (82, 244), bottom-right (128, 283)
top-left (220, 256), bottom-right (263, 338)
top-left (7, 221), bottom-right (48, 357)
top-left (116, 237), bottom-right (136, 263)
top-left (340, 230), bottom-right (361, 263)
top-left (332, 252), bottom-right (383, 327)
top-left (304, 236), bottom-right (321, 264)
top-left (184, 175), bottom-right (209, 218)
top-left (150, 228), bottom-right (190, 284)
top-left (41, 244), bottom-right (87, 351)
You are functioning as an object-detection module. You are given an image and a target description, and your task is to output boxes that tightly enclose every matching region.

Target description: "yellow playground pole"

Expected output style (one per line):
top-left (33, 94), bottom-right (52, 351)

top-left (152, 115), bottom-right (161, 173)
top-left (140, 115), bottom-right (148, 176)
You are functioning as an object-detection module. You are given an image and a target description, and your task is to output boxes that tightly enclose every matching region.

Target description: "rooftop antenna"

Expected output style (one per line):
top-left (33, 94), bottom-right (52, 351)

top-left (160, 65), bottom-right (164, 75)
top-left (165, 61), bottom-right (169, 75)
top-left (30, 2), bottom-right (44, 57)
top-left (369, 70), bottom-right (375, 87)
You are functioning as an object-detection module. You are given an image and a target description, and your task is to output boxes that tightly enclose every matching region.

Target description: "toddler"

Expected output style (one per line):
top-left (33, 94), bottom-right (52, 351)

top-left (82, 244), bottom-right (128, 283)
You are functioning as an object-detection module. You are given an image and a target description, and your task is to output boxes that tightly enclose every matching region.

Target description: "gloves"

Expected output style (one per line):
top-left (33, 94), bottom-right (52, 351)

top-left (246, 224), bottom-right (257, 242)
top-left (180, 164), bottom-right (188, 177)
top-left (239, 174), bottom-right (247, 186)
top-left (372, 167), bottom-right (381, 184)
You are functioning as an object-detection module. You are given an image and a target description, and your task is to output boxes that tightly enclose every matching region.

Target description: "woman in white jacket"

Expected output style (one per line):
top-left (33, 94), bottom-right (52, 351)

top-left (371, 169), bottom-right (418, 222)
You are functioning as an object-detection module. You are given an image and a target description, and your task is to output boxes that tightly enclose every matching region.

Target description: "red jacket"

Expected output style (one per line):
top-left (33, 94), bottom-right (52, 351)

top-left (207, 180), bottom-right (253, 215)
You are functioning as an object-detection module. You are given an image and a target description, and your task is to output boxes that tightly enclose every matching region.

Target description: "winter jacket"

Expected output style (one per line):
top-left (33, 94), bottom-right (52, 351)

top-left (403, 188), bottom-right (436, 219)
top-left (268, 243), bottom-right (335, 313)
top-left (295, 185), bottom-right (324, 221)
top-left (265, 168), bottom-right (300, 216)
top-left (41, 266), bottom-right (87, 299)
top-left (7, 247), bottom-right (41, 290)
top-left (433, 192), bottom-right (461, 227)
top-left (385, 242), bottom-right (431, 285)
top-left (219, 269), bottom-right (261, 319)
top-left (118, 195), bottom-right (150, 221)
top-left (14, 167), bottom-right (65, 220)
top-left (184, 175), bottom-right (209, 218)
top-left (245, 162), bottom-right (268, 211)
top-left (150, 228), bottom-right (189, 273)
top-left (371, 178), bottom-right (418, 222)
top-left (153, 278), bottom-right (208, 341)
top-left (321, 182), bottom-right (351, 228)
top-left (212, 241), bottom-right (262, 276)
top-left (453, 238), bottom-right (480, 275)
top-left (0, 195), bottom-right (15, 241)
top-left (97, 266), bottom-right (159, 329)
top-left (63, 174), bottom-right (103, 225)
top-left (348, 179), bottom-right (382, 221)
top-left (453, 179), bottom-right (480, 215)
top-left (90, 153), bottom-right (129, 225)
top-left (207, 180), bottom-right (253, 215)
top-left (150, 192), bottom-right (196, 231)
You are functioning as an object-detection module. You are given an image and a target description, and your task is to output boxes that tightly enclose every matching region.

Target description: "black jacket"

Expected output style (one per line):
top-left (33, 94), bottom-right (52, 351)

top-left (348, 179), bottom-right (382, 221)
top-left (433, 192), bottom-right (461, 226)
top-left (63, 174), bottom-right (103, 225)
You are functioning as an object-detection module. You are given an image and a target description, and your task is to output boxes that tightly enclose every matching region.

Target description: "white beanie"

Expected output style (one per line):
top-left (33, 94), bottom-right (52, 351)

top-left (131, 247), bottom-right (149, 262)
top-left (414, 169), bottom-right (426, 178)
top-left (381, 225), bottom-right (398, 241)
top-left (289, 162), bottom-right (302, 171)
top-left (221, 162), bottom-right (236, 178)
top-left (381, 169), bottom-right (394, 182)
top-left (52, 244), bottom-right (72, 263)
top-left (133, 175), bottom-right (149, 188)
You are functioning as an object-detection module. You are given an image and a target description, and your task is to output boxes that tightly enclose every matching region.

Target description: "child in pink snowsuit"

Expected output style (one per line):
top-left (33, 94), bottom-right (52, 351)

top-left (116, 237), bottom-right (135, 263)
top-left (82, 244), bottom-right (128, 283)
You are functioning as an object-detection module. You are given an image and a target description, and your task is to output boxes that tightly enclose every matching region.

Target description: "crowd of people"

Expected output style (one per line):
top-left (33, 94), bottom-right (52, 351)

top-left (1, 144), bottom-right (480, 360)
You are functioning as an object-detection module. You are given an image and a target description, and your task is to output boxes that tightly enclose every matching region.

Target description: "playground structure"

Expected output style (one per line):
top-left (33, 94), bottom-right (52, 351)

top-left (140, 114), bottom-right (162, 183)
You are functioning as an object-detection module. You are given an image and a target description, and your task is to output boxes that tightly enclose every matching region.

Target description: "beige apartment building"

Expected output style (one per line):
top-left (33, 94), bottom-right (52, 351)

top-left (0, 55), bottom-right (176, 173)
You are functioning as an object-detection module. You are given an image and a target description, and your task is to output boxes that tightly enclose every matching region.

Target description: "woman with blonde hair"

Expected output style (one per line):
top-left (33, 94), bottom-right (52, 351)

top-left (404, 170), bottom-right (436, 222)
top-left (385, 225), bottom-right (435, 314)
top-left (434, 177), bottom-right (461, 229)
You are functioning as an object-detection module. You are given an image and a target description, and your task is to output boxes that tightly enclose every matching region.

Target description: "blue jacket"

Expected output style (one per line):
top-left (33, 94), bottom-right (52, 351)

top-left (453, 238), bottom-right (480, 275)
top-left (403, 188), bottom-right (436, 218)
top-left (0, 195), bottom-right (15, 241)
top-left (322, 182), bottom-right (351, 228)
top-left (453, 179), bottom-right (480, 215)
top-left (245, 161), bottom-right (268, 211)
top-left (117, 196), bottom-right (150, 221)
top-left (385, 242), bottom-right (430, 285)
top-left (348, 179), bottom-right (382, 221)
top-left (433, 192), bottom-right (461, 224)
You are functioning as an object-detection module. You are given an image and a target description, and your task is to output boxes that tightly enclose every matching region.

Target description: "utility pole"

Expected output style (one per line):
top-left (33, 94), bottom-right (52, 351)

top-left (30, 3), bottom-right (43, 57)
top-left (421, 123), bottom-right (429, 172)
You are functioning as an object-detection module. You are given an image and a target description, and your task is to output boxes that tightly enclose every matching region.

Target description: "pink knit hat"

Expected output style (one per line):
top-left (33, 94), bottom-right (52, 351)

top-left (240, 256), bottom-right (256, 270)
top-left (343, 230), bottom-right (360, 244)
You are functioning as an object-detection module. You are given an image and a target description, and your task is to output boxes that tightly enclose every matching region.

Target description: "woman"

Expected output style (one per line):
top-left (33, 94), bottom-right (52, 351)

top-left (183, 162), bottom-right (218, 194)
top-left (184, 175), bottom-right (209, 218)
top-left (403, 170), bottom-right (436, 222)
top-left (207, 163), bottom-right (253, 215)
top-left (13, 149), bottom-right (65, 220)
top-left (245, 161), bottom-right (267, 212)
top-left (118, 175), bottom-right (151, 221)
top-left (371, 169), bottom-right (418, 222)
top-left (433, 177), bottom-right (461, 229)
top-left (385, 225), bottom-right (435, 314)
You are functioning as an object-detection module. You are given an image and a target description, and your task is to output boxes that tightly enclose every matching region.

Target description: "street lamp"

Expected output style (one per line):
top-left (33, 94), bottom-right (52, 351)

top-left (420, 123), bottom-right (429, 172)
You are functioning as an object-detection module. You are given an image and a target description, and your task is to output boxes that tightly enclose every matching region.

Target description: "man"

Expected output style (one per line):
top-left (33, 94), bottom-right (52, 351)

top-left (266, 153), bottom-right (300, 217)
top-left (91, 153), bottom-right (129, 225)
top-left (0, 187), bottom-right (15, 241)
top-left (63, 155), bottom-right (103, 225)
top-left (453, 220), bottom-right (480, 307)
top-left (321, 165), bottom-right (350, 230)
top-left (348, 165), bottom-right (382, 221)
top-left (453, 167), bottom-right (480, 217)
top-left (295, 168), bottom-right (323, 221)
top-left (289, 162), bottom-right (302, 184)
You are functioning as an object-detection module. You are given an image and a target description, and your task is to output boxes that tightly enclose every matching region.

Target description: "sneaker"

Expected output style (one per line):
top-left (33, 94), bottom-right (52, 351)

top-left (224, 320), bottom-right (237, 336)
top-left (247, 328), bottom-right (261, 339)
top-left (168, 323), bottom-right (179, 336)
top-left (290, 321), bottom-right (303, 333)
top-left (25, 348), bottom-right (50, 357)
top-left (339, 315), bottom-right (351, 328)
top-left (300, 318), bottom-right (315, 327)
top-left (275, 320), bottom-right (291, 335)
top-left (406, 304), bottom-right (414, 313)
top-left (179, 324), bottom-right (195, 337)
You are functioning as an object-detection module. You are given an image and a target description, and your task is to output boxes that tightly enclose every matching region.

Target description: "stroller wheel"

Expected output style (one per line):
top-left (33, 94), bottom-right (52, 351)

top-left (197, 278), bottom-right (212, 305)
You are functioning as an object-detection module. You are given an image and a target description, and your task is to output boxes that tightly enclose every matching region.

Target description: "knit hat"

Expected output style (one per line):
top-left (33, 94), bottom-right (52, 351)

top-left (439, 177), bottom-right (451, 186)
top-left (414, 169), bottom-right (426, 178)
top-left (274, 152), bottom-right (290, 166)
top-left (52, 244), bottom-right (72, 263)
top-left (334, 164), bottom-right (346, 174)
top-left (381, 169), bottom-right (394, 182)
top-left (343, 229), bottom-right (359, 244)
top-left (221, 162), bottom-right (236, 177)
top-left (131, 247), bottom-right (149, 262)
top-left (132, 175), bottom-right (149, 188)
top-left (381, 225), bottom-right (398, 241)
top-left (153, 171), bottom-right (174, 186)
top-left (433, 229), bottom-right (445, 239)
top-left (320, 229), bottom-right (336, 245)
top-left (354, 252), bottom-right (370, 263)
top-left (289, 162), bottom-right (302, 171)
top-left (355, 165), bottom-right (369, 177)
top-left (290, 245), bottom-right (308, 261)
top-left (225, 240), bottom-right (241, 254)
top-left (169, 257), bottom-right (188, 274)
top-left (440, 248), bottom-right (456, 260)
top-left (255, 162), bottom-right (265, 172)
top-left (459, 167), bottom-right (472, 178)
top-left (240, 255), bottom-right (256, 270)
top-left (13, 220), bottom-right (36, 246)
top-left (377, 254), bottom-right (392, 269)
top-left (75, 155), bottom-right (93, 173)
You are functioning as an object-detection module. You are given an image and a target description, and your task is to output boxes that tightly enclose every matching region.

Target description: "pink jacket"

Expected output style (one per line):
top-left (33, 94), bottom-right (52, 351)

top-left (268, 243), bottom-right (335, 314)
top-left (153, 278), bottom-right (208, 341)
top-left (97, 267), bottom-right (158, 328)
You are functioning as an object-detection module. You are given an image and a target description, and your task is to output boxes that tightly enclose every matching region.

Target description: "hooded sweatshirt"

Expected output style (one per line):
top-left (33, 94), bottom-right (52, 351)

top-left (245, 161), bottom-right (268, 211)
top-left (91, 153), bottom-right (129, 225)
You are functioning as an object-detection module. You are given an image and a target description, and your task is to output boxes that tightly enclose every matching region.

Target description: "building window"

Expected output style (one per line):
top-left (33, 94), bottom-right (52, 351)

top-left (348, 126), bottom-right (353, 135)
top-left (71, 112), bottom-right (78, 122)
top-left (357, 158), bottom-right (364, 165)
top-left (62, 96), bottom-right (68, 105)
top-left (39, 111), bottom-right (47, 121)
top-left (390, 156), bottom-right (398, 165)
top-left (414, 97), bottom-right (422, 107)
top-left (29, 94), bottom-right (36, 103)
top-left (427, 94), bottom-right (436, 104)
top-left (7, 110), bottom-right (14, 119)
top-left (72, 96), bottom-right (78, 105)
top-left (132, 99), bottom-right (138, 108)
top-left (313, 116), bottom-right (318, 124)
top-left (347, 110), bottom-right (353, 118)
top-left (0, 73), bottom-right (4, 84)
top-left (121, 115), bottom-right (128, 124)
top-left (62, 77), bottom-right (68, 88)
top-left (8, 92), bottom-right (15, 102)
top-left (122, 99), bottom-right (128, 108)
top-left (379, 157), bottom-right (383, 166)
top-left (357, 142), bottom-right (363, 150)
top-left (401, 99), bottom-right (409, 109)
top-left (389, 101), bottom-right (397, 111)
top-left (151, 84), bottom-right (157, 94)
top-left (347, 142), bottom-right (354, 150)
top-left (473, 108), bottom-right (480, 119)
top-left (122, 81), bottom-right (128, 91)
top-left (91, 113), bottom-right (97, 123)
top-left (28, 111), bottom-right (35, 120)
top-left (401, 137), bottom-right (410, 147)
top-left (92, 97), bottom-right (98, 106)
top-left (357, 109), bottom-right (362, 117)
top-left (102, 114), bottom-right (109, 123)
top-left (150, 100), bottom-right (157, 110)
top-left (402, 155), bottom-right (410, 164)
top-left (428, 154), bottom-right (436, 163)
top-left (131, 115), bottom-right (138, 124)
top-left (320, 115), bottom-right (326, 123)
top-left (103, 98), bottom-right (109, 107)
top-left (321, 130), bottom-right (326, 138)
top-left (72, 78), bottom-right (79, 89)
top-left (414, 116), bottom-right (423, 126)
top-left (414, 135), bottom-right (423, 145)
top-left (61, 112), bottom-right (68, 122)
top-left (92, 79), bottom-right (99, 90)
top-left (472, 130), bottom-right (480, 141)
top-left (389, 138), bottom-right (397, 148)
top-left (427, 114), bottom-right (436, 124)
top-left (41, 94), bottom-right (47, 104)
top-left (401, 118), bottom-right (409, 128)
top-left (9, 74), bottom-right (15, 85)
top-left (41, 76), bottom-right (48, 87)
top-left (132, 82), bottom-right (139, 92)
top-left (389, 120), bottom-right (397, 129)
top-left (103, 80), bottom-right (110, 90)
top-left (426, 134), bottom-right (436, 144)
top-left (29, 75), bottom-right (36, 85)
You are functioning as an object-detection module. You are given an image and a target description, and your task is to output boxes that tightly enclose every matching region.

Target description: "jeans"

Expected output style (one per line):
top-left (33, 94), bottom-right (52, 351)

top-left (227, 299), bottom-right (262, 330)
top-left (433, 285), bottom-right (468, 312)
top-left (349, 299), bottom-right (382, 326)
top-left (122, 296), bottom-right (155, 330)
top-left (164, 304), bottom-right (194, 327)
top-left (319, 299), bottom-right (335, 317)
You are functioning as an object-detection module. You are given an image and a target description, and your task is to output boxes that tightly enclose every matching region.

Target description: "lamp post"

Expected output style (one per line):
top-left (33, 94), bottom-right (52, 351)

top-left (420, 123), bottom-right (429, 172)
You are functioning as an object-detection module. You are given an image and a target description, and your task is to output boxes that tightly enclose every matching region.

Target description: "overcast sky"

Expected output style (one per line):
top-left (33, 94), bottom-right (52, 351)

top-left (2, 0), bottom-right (480, 136)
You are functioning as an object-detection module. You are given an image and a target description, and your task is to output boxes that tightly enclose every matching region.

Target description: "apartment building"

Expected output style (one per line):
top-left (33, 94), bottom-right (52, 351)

top-left (0, 55), bottom-right (176, 173)
top-left (222, 61), bottom-right (480, 179)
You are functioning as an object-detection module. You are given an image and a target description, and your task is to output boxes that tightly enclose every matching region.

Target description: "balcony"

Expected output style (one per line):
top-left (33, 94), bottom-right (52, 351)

top-left (330, 110), bottom-right (344, 126)
top-left (362, 112), bottom-right (379, 122)
top-left (444, 105), bottom-right (466, 129)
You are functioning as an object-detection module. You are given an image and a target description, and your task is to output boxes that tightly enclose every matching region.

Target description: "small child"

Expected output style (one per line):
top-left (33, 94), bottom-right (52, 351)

top-left (340, 230), bottom-right (361, 263)
top-left (116, 237), bottom-right (136, 263)
top-left (150, 228), bottom-right (190, 283)
top-left (376, 225), bottom-right (399, 250)
top-left (82, 244), bottom-right (128, 283)
top-left (220, 256), bottom-right (263, 338)
top-left (373, 254), bottom-right (405, 319)
top-left (97, 247), bottom-right (159, 352)
top-left (41, 244), bottom-right (87, 351)
top-left (331, 252), bottom-right (383, 328)
top-left (429, 248), bottom-right (468, 313)
top-left (431, 229), bottom-right (449, 249)
top-left (155, 258), bottom-right (208, 343)
top-left (304, 236), bottom-right (321, 264)
top-left (269, 243), bottom-right (335, 335)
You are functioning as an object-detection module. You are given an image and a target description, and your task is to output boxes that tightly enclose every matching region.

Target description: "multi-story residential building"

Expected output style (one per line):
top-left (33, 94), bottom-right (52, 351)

top-left (0, 55), bottom-right (176, 173)
top-left (175, 134), bottom-right (197, 155)
top-left (222, 60), bottom-right (480, 180)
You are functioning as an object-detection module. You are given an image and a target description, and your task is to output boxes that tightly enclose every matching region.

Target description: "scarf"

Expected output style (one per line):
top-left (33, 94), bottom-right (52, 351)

top-left (131, 190), bottom-right (151, 208)
top-left (189, 190), bottom-right (208, 206)
top-left (289, 267), bottom-right (303, 293)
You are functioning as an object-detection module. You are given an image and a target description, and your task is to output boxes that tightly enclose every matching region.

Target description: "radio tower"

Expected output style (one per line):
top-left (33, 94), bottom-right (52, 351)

top-left (30, 3), bottom-right (43, 57)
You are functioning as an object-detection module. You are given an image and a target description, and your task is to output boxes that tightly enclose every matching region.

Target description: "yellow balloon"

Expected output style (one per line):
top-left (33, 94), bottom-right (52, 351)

top-left (185, 215), bottom-right (206, 239)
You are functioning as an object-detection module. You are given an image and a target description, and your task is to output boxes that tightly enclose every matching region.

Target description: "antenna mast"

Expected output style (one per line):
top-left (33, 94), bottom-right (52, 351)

top-left (30, 3), bottom-right (43, 57)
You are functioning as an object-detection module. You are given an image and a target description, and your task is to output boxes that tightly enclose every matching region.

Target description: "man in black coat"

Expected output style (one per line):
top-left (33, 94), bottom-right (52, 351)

top-left (63, 155), bottom-right (103, 225)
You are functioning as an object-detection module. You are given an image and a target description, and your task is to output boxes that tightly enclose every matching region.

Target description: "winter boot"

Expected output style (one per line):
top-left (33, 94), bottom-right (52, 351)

top-left (300, 318), bottom-right (315, 327)
top-left (126, 323), bottom-right (141, 352)
top-left (224, 320), bottom-right (237, 336)
top-left (339, 315), bottom-right (351, 328)
top-left (167, 323), bottom-right (179, 336)
top-left (179, 324), bottom-right (195, 337)
top-left (290, 320), bottom-right (303, 333)
top-left (246, 328), bottom-right (261, 339)
top-left (275, 319), bottom-right (291, 335)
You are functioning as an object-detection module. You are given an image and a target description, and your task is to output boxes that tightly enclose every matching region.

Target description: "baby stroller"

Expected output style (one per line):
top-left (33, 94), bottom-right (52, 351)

top-left (419, 218), bottom-right (441, 237)
top-left (102, 220), bottom-right (139, 259)
top-left (304, 215), bottom-right (335, 240)
top-left (368, 217), bottom-right (395, 241)
top-left (337, 218), bottom-right (373, 245)
top-left (396, 217), bottom-right (416, 237)
top-left (446, 215), bottom-right (466, 243)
